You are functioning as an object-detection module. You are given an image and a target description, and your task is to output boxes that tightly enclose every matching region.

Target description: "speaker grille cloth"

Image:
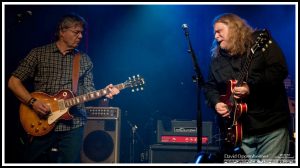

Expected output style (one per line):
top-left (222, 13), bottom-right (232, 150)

top-left (83, 130), bottom-right (114, 162)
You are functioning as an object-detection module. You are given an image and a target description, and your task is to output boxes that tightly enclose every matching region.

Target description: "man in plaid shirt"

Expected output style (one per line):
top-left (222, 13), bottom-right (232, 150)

top-left (8, 13), bottom-right (119, 163)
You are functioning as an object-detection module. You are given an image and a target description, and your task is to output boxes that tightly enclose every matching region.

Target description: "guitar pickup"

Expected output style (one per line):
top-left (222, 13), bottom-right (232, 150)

top-left (58, 99), bottom-right (66, 110)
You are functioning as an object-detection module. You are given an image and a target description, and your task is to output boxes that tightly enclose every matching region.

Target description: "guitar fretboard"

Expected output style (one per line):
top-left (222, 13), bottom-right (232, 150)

top-left (64, 83), bottom-right (125, 107)
top-left (236, 30), bottom-right (270, 86)
top-left (236, 52), bottom-right (253, 87)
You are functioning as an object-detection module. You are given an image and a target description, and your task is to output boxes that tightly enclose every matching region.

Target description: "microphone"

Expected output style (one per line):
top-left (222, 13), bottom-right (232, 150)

top-left (182, 23), bottom-right (188, 29)
top-left (182, 23), bottom-right (189, 36)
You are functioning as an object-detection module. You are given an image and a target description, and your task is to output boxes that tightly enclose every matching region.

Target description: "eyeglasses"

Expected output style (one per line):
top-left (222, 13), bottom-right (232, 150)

top-left (68, 29), bottom-right (85, 36)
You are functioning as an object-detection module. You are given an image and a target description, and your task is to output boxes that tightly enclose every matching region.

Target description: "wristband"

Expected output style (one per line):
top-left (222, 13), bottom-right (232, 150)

top-left (27, 98), bottom-right (37, 107)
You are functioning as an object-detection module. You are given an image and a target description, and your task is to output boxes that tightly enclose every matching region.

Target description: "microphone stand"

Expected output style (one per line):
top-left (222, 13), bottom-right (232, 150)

top-left (182, 25), bottom-right (205, 153)
top-left (127, 120), bottom-right (138, 163)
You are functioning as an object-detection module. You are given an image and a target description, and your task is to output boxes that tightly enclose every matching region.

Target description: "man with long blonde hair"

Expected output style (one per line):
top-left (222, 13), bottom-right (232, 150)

top-left (204, 13), bottom-right (291, 163)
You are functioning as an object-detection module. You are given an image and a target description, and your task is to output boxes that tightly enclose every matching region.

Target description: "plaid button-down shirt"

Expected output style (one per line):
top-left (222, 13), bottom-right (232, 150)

top-left (12, 42), bottom-right (96, 131)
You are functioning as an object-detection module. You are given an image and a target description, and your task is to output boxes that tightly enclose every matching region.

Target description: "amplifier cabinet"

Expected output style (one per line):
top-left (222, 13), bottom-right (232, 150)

top-left (81, 107), bottom-right (121, 163)
top-left (149, 144), bottom-right (220, 163)
top-left (149, 144), bottom-right (197, 163)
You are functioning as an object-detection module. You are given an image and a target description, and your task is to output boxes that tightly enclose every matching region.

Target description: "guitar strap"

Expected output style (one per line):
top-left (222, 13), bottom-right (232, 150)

top-left (72, 52), bottom-right (81, 95)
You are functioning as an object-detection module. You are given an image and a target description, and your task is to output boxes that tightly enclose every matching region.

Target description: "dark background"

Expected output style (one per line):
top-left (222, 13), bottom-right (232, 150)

top-left (3, 3), bottom-right (296, 163)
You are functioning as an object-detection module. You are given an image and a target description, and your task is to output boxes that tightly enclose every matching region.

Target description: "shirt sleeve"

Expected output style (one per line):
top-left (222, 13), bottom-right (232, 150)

top-left (203, 61), bottom-right (221, 108)
top-left (11, 49), bottom-right (38, 81)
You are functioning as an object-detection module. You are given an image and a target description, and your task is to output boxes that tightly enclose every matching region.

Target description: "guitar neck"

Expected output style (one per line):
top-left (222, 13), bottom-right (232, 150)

top-left (236, 55), bottom-right (253, 86)
top-left (236, 42), bottom-right (260, 86)
top-left (236, 30), bottom-right (269, 86)
top-left (64, 83), bottom-right (125, 107)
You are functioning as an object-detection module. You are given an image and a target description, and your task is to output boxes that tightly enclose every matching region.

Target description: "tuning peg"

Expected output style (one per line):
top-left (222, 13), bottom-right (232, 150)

top-left (141, 87), bottom-right (144, 91)
top-left (268, 40), bottom-right (272, 44)
top-left (136, 88), bottom-right (140, 91)
top-left (131, 89), bottom-right (135, 92)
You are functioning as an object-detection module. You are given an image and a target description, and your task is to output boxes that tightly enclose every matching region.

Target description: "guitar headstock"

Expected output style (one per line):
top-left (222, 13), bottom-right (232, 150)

top-left (251, 29), bottom-right (272, 54)
top-left (124, 74), bottom-right (145, 92)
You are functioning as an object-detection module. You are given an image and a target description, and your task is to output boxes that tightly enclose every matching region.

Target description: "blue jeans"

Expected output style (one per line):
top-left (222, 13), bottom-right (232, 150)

top-left (241, 127), bottom-right (290, 163)
top-left (24, 126), bottom-right (84, 163)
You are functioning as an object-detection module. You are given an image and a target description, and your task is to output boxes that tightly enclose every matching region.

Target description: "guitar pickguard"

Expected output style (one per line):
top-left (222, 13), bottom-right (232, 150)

top-left (47, 99), bottom-right (71, 124)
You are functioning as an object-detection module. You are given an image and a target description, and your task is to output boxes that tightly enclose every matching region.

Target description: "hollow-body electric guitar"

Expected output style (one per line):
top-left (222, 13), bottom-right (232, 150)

top-left (19, 75), bottom-right (145, 137)
top-left (220, 30), bottom-right (271, 147)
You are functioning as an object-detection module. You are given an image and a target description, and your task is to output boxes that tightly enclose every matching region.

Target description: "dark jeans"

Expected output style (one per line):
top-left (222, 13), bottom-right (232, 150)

top-left (23, 126), bottom-right (84, 163)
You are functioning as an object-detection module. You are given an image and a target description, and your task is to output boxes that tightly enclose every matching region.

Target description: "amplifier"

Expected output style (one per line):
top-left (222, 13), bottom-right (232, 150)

top-left (82, 106), bottom-right (121, 163)
top-left (86, 106), bottom-right (120, 119)
top-left (160, 136), bottom-right (208, 144)
top-left (149, 144), bottom-right (197, 163)
top-left (149, 144), bottom-right (220, 163)
top-left (157, 120), bottom-right (213, 145)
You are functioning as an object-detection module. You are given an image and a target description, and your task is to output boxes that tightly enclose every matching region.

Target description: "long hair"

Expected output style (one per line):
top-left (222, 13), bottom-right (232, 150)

top-left (54, 13), bottom-right (87, 41)
top-left (211, 13), bottom-right (254, 57)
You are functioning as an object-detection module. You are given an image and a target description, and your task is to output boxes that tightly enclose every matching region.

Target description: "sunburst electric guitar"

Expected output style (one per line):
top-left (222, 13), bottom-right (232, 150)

top-left (19, 75), bottom-right (145, 137)
top-left (220, 30), bottom-right (271, 147)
